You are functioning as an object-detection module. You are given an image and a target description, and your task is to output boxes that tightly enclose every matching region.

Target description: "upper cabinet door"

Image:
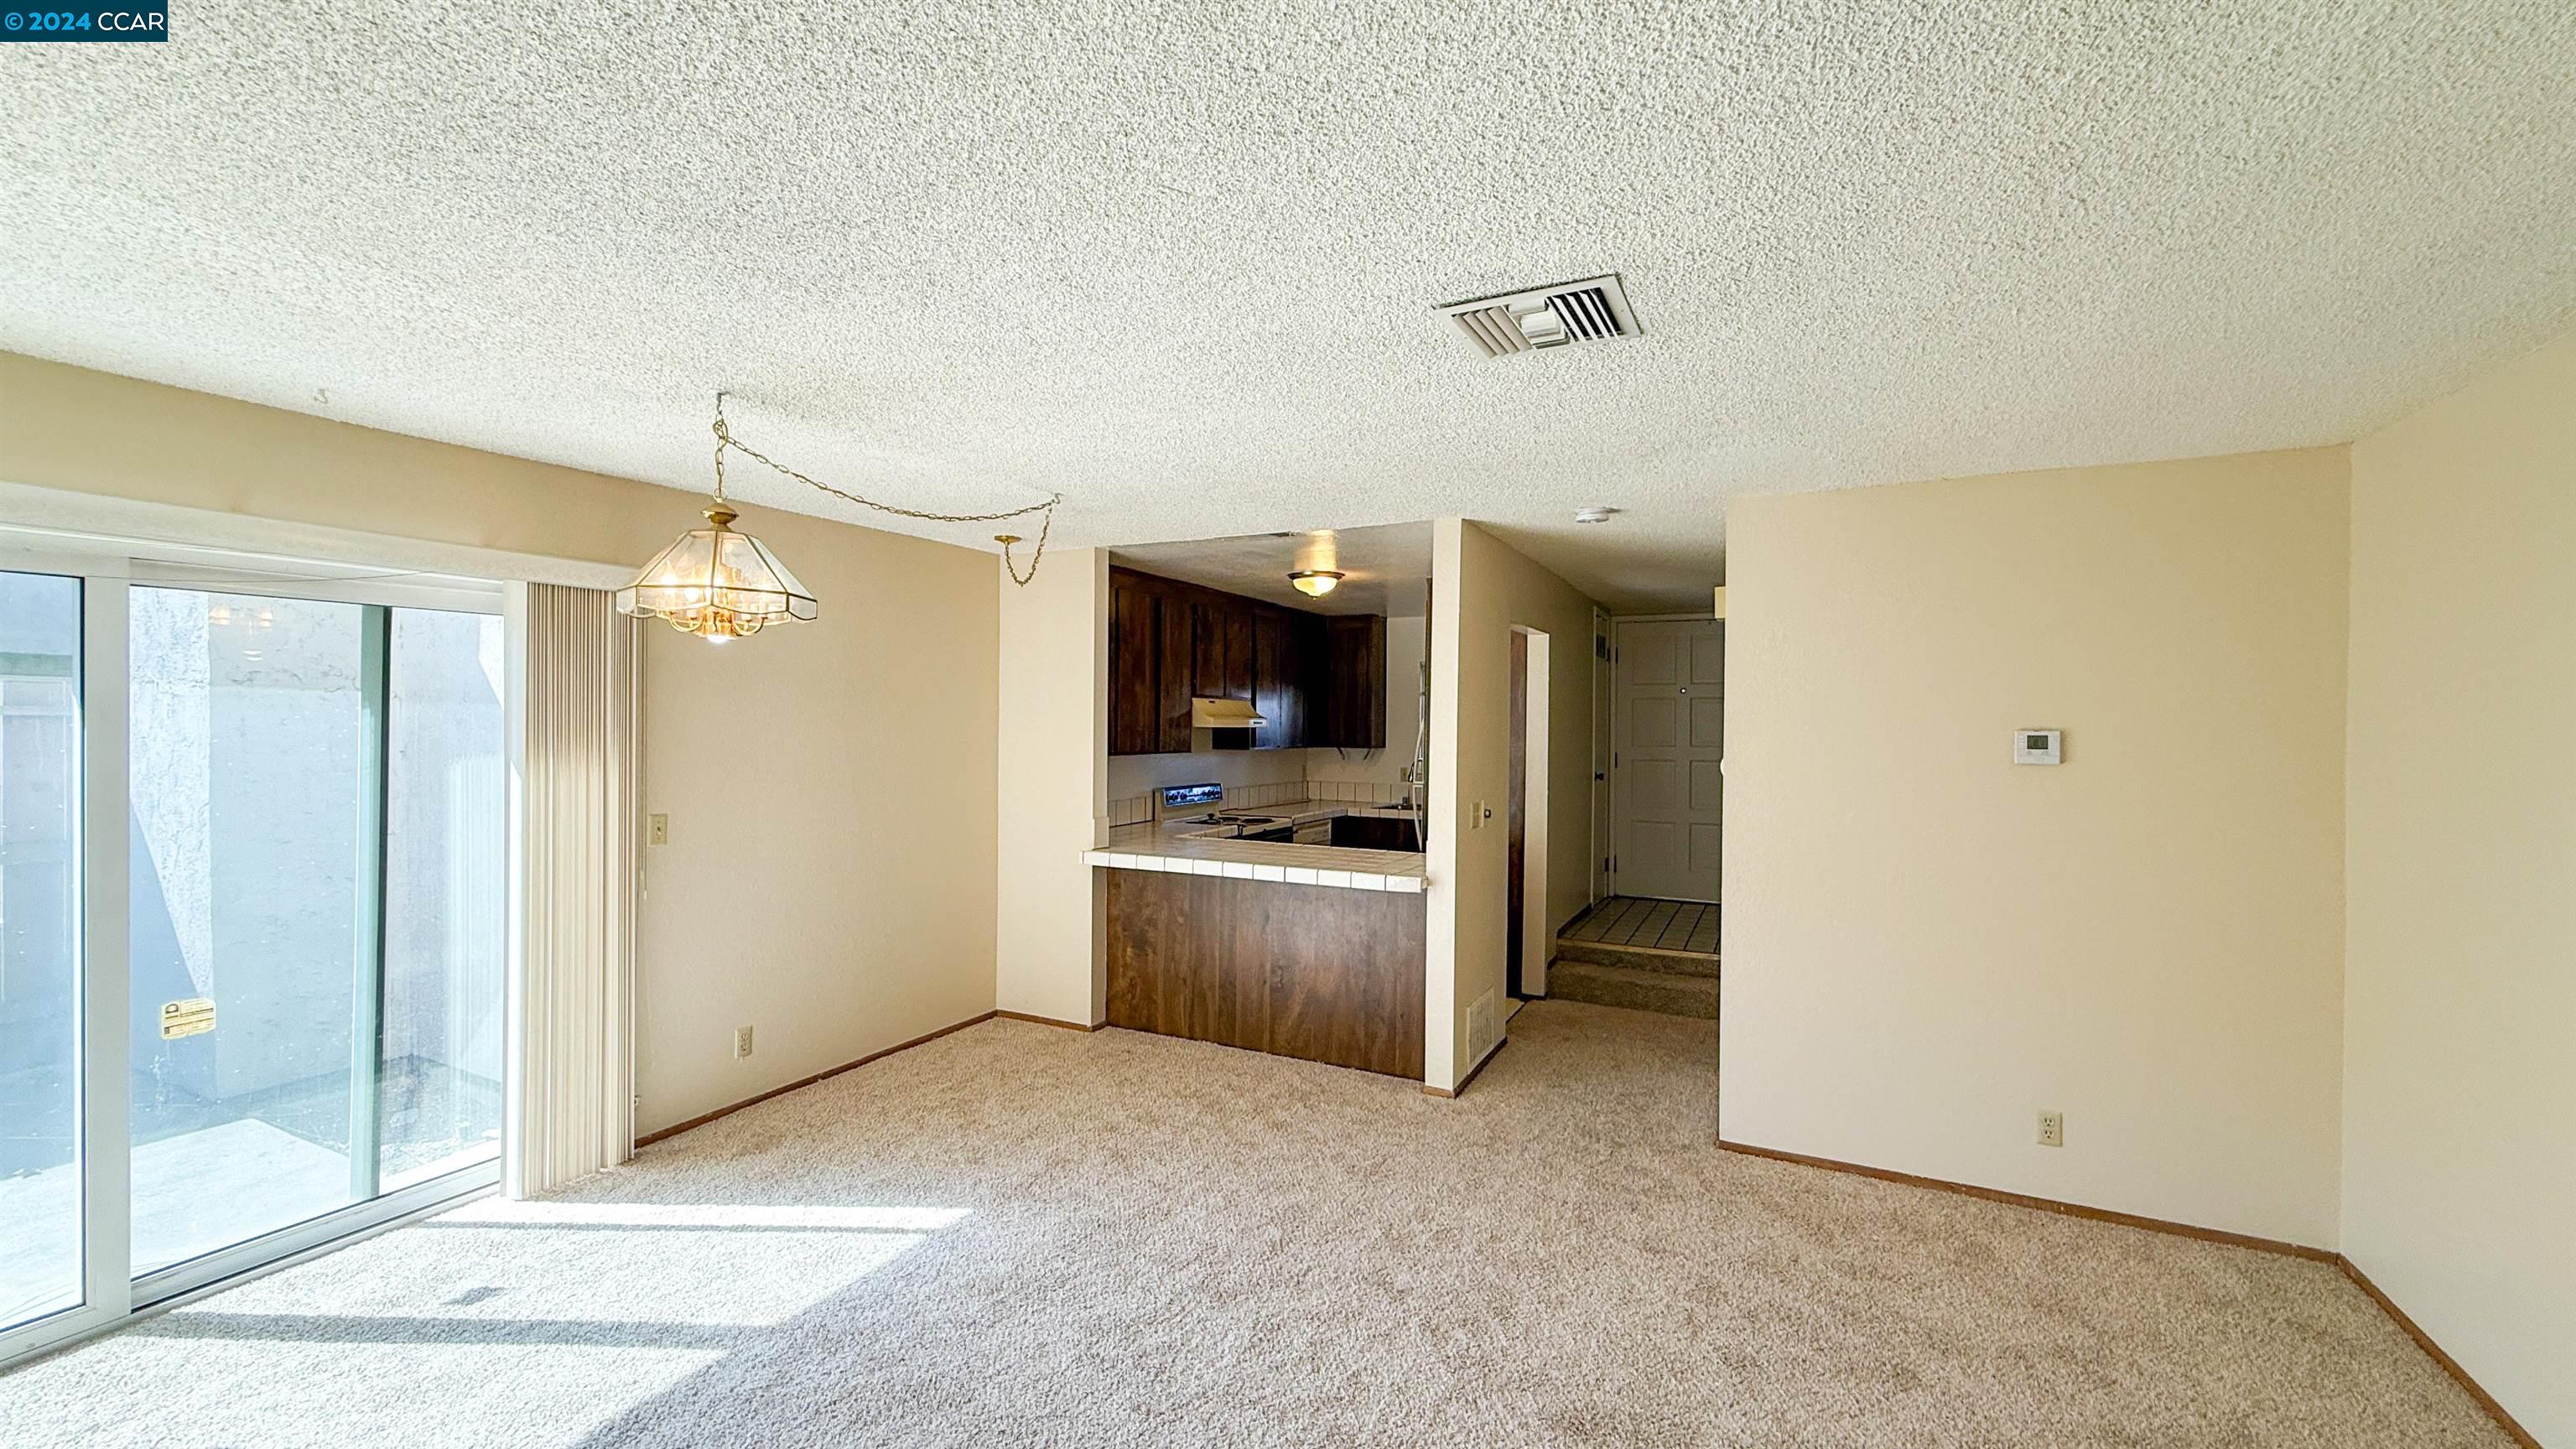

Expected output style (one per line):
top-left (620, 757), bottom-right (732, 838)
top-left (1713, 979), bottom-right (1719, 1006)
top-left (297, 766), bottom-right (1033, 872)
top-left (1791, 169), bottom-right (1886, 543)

top-left (1191, 600), bottom-right (1228, 699)
top-left (1108, 579), bottom-right (1159, 756)
top-left (1156, 593), bottom-right (1196, 753)
top-left (1252, 611), bottom-right (1295, 750)
top-left (1223, 610), bottom-right (1256, 702)
top-left (1322, 615), bottom-right (1388, 749)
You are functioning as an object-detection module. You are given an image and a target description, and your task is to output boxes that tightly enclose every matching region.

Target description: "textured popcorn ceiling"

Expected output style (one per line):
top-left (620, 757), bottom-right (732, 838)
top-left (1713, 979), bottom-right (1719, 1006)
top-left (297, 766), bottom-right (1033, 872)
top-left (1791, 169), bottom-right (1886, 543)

top-left (3, 4), bottom-right (2572, 610)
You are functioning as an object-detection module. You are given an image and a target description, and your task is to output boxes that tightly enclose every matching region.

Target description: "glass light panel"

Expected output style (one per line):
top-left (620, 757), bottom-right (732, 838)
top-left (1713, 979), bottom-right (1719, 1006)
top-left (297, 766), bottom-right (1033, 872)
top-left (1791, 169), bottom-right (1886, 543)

top-left (127, 589), bottom-right (370, 1275)
top-left (0, 570), bottom-right (83, 1331)
top-left (379, 610), bottom-right (506, 1189)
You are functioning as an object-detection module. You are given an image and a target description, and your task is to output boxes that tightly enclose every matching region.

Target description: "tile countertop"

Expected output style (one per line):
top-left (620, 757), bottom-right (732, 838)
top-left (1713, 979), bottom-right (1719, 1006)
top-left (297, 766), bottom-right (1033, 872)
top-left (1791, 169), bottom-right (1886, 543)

top-left (1084, 804), bottom-right (1426, 893)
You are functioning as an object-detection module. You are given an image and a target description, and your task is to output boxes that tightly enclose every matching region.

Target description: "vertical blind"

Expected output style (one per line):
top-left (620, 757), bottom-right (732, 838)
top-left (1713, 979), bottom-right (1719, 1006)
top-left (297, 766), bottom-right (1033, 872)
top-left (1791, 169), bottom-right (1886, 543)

top-left (510, 584), bottom-right (641, 1197)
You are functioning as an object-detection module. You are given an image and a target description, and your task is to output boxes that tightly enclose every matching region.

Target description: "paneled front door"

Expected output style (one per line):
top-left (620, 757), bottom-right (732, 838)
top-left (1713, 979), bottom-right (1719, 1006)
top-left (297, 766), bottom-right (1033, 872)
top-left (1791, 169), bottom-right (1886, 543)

top-left (1611, 617), bottom-right (1723, 902)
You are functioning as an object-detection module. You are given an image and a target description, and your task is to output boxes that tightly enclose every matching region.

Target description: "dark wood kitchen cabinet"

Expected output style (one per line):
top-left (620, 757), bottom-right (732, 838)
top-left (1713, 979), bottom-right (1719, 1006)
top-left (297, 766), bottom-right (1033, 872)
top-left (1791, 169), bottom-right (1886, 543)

top-left (1223, 610), bottom-right (1256, 702)
top-left (1190, 600), bottom-right (1228, 699)
top-left (1188, 600), bottom-right (1258, 704)
top-left (1317, 614), bottom-right (1387, 750)
top-left (1108, 565), bottom-right (1386, 756)
top-left (1109, 581), bottom-right (1160, 756)
top-left (1153, 592), bottom-right (1194, 753)
top-left (1251, 611), bottom-right (1312, 750)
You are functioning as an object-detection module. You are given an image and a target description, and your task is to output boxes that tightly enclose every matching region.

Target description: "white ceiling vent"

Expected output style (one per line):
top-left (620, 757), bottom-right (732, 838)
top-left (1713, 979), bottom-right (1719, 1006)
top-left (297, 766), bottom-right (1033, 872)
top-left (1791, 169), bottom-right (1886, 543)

top-left (1437, 274), bottom-right (1642, 359)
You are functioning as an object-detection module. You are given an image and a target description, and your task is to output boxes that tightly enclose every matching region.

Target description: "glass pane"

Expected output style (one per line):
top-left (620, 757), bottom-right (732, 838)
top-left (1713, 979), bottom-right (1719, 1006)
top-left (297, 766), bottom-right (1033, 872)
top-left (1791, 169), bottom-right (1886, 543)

top-left (0, 571), bottom-right (83, 1330)
top-left (379, 610), bottom-right (505, 1187)
top-left (127, 589), bottom-right (371, 1275)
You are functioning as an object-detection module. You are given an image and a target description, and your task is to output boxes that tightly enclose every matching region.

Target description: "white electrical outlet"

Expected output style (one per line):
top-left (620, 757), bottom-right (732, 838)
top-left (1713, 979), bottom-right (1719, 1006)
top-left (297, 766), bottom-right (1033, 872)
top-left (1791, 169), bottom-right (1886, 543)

top-left (733, 1026), bottom-right (754, 1059)
top-left (648, 813), bottom-right (670, 846)
top-left (2037, 1109), bottom-right (2064, 1147)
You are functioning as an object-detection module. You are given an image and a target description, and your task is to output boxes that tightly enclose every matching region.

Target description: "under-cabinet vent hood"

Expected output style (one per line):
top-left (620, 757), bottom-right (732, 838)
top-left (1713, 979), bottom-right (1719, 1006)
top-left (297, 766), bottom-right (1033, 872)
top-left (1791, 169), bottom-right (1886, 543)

top-left (1191, 696), bottom-right (1268, 728)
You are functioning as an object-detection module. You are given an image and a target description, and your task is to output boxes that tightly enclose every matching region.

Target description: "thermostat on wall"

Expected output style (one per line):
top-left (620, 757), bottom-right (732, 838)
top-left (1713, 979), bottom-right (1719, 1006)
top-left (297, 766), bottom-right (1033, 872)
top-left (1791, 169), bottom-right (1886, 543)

top-left (2014, 729), bottom-right (2063, 765)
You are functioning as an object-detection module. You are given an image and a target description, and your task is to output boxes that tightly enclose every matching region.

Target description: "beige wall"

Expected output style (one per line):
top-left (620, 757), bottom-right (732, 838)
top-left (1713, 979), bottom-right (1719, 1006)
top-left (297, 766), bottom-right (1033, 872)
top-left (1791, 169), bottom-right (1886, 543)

top-left (1720, 448), bottom-right (2350, 1247)
top-left (0, 354), bottom-right (1002, 1137)
top-left (1427, 520), bottom-right (1602, 1089)
top-left (2342, 332), bottom-right (2573, 1444)
top-left (995, 548), bottom-right (1109, 1026)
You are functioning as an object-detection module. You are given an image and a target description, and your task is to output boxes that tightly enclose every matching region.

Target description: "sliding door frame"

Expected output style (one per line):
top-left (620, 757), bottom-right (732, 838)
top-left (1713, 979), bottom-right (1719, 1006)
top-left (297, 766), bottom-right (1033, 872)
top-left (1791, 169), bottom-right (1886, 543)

top-left (0, 543), bottom-right (506, 1369)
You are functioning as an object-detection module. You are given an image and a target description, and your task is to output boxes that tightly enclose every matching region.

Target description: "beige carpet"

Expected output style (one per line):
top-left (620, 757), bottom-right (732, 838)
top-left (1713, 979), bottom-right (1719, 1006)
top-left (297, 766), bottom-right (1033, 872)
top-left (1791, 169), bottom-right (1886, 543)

top-left (0, 1002), bottom-right (2509, 1447)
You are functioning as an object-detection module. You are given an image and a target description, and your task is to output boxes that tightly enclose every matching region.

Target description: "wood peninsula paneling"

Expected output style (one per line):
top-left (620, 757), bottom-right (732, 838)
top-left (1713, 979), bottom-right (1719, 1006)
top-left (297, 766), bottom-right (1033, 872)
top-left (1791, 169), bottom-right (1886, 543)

top-left (1105, 870), bottom-right (1426, 1079)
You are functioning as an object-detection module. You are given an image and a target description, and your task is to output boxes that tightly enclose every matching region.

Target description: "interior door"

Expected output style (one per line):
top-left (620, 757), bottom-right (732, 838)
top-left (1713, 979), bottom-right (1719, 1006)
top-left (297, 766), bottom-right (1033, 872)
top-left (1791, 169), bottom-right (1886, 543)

top-left (1612, 618), bottom-right (1724, 902)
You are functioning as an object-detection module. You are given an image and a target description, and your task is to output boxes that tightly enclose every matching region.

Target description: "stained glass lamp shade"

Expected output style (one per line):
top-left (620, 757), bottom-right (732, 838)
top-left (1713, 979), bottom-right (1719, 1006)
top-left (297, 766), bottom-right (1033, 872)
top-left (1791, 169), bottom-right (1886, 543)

top-left (613, 503), bottom-right (818, 641)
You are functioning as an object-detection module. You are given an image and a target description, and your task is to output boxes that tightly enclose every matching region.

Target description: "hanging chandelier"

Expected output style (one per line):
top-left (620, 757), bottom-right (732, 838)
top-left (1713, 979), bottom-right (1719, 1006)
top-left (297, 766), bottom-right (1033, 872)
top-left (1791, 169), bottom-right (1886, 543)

top-left (615, 392), bottom-right (1063, 641)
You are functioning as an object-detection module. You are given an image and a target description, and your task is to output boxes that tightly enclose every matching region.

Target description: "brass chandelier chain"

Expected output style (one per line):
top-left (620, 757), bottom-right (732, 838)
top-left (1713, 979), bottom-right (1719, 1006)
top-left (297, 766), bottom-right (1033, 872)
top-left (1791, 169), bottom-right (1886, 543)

top-left (709, 392), bottom-right (1062, 585)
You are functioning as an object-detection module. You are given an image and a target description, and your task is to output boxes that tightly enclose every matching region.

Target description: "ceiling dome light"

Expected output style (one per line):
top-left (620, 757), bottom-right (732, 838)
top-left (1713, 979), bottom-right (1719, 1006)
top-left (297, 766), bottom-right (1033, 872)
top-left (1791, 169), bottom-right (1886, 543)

top-left (1575, 506), bottom-right (1620, 524)
top-left (1288, 569), bottom-right (1345, 598)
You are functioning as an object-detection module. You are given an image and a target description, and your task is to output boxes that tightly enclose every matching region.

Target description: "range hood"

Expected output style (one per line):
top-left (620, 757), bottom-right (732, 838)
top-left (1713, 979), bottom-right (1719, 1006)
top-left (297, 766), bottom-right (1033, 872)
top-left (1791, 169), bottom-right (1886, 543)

top-left (1190, 696), bottom-right (1268, 729)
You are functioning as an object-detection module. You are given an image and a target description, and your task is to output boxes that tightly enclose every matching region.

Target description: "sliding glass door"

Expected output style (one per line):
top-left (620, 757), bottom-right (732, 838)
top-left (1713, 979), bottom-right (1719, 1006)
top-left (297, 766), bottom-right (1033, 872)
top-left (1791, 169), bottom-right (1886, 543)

top-left (0, 559), bottom-right (506, 1357)
top-left (127, 589), bottom-right (384, 1275)
top-left (0, 571), bottom-right (84, 1333)
top-left (378, 610), bottom-right (506, 1188)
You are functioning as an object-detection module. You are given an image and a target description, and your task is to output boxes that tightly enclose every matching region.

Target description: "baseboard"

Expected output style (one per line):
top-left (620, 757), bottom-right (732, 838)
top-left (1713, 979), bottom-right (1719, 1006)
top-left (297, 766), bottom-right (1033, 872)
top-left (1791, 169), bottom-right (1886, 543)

top-left (2334, 1256), bottom-right (2541, 1449)
top-left (1718, 1138), bottom-right (2538, 1447)
top-left (1715, 1139), bottom-right (2333, 1260)
top-left (636, 1010), bottom-right (998, 1147)
top-left (1422, 1035), bottom-right (1508, 1099)
top-left (994, 1010), bottom-right (1100, 1031)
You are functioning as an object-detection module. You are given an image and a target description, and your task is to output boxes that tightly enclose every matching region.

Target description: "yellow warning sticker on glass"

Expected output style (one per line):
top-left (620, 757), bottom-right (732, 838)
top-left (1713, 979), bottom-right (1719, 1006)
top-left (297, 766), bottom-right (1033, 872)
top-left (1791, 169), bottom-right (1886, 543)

top-left (159, 998), bottom-right (216, 1039)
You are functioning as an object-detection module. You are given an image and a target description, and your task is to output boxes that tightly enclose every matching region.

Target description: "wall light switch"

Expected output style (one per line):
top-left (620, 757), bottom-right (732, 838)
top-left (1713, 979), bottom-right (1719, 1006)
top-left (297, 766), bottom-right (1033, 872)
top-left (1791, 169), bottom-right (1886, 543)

top-left (2013, 729), bottom-right (2062, 766)
top-left (648, 813), bottom-right (670, 846)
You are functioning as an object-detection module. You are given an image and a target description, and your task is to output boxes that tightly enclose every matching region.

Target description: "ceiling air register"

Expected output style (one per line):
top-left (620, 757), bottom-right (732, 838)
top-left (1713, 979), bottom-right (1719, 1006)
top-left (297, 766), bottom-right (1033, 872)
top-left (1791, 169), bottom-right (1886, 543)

top-left (1436, 274), bottom-right (1643, 359)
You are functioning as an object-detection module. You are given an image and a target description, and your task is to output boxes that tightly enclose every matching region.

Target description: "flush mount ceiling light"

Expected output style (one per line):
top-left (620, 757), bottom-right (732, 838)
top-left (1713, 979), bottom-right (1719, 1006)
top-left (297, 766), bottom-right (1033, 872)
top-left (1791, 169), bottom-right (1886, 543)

top-left (1574, 506), bottom-right (1621, 524)
top-left (616, 392), bottom-right (1064, 641)
top-left (1288, 569), bottom-right (1345, 598)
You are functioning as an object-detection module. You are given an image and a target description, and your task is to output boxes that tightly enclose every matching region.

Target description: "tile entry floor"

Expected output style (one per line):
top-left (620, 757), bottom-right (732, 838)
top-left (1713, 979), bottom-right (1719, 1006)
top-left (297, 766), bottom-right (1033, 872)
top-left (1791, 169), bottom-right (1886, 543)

top-left (1561, 896), bottom-right (1722, 955)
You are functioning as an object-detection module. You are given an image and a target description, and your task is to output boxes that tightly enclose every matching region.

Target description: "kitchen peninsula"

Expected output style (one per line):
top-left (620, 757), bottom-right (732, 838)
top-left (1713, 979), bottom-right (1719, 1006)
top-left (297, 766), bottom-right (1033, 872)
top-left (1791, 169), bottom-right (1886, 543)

top-left (1092, 538), bottom-right (1433, 1082)
top-left (1086, 788), bottom-right (1427, 1079)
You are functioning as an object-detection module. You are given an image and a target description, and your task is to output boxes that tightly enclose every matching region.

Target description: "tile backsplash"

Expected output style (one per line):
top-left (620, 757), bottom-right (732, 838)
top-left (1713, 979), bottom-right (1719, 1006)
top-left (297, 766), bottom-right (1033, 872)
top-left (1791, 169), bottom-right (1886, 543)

top-left (1106, 778), bottom-right (1415, 828)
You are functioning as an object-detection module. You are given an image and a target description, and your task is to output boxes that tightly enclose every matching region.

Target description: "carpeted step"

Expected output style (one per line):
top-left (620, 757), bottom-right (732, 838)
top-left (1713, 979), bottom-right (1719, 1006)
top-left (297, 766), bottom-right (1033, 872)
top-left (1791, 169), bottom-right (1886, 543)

top-left (1545, 960), bottom-right (1721, 1020)
top-left (1553, 937), bottom-right (1722, 980)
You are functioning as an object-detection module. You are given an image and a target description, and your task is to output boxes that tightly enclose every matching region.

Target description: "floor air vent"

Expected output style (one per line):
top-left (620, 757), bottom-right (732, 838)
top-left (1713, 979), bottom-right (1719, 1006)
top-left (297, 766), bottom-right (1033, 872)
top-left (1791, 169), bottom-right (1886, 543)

top-left (1438, 274), bottom-right (1641, 359)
